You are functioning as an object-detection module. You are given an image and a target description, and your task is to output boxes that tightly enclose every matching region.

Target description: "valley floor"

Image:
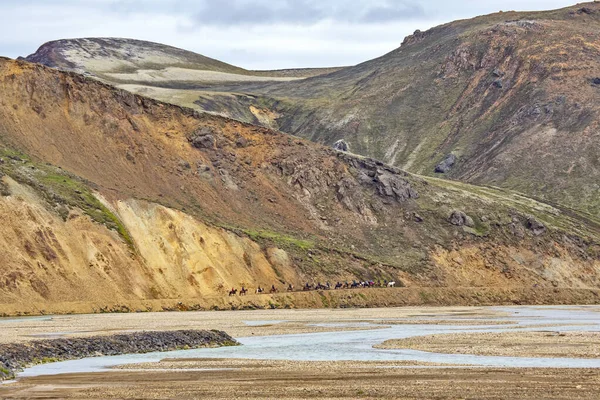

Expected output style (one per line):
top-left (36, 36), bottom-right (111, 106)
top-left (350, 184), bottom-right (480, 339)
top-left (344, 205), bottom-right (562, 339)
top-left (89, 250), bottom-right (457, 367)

top-left (2, 306), bottom-right (600, 399)
top-left (0, 305), bottom-right (504, 343)
top-left (3, 360), bottom-right (600, 399)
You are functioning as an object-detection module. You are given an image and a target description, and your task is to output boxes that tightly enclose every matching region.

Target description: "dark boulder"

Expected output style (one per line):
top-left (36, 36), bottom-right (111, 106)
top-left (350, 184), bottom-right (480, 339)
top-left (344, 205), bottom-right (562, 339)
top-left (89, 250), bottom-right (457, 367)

top-left (189, 127), bottom-right (216, 149)
top-left (235, 136), bottom-right (249, 148)
top-left (435, 154), bottom-right (457, 173)
top-left (449, 210), bottom-right (474, 227)
top-left (333, 139), bottom-right (350, 152)
top-left (178, 160), bottom-right (191, 170)
top-left (526, 215), bottom-right (546, 236)
top-left (592, 78), bottom-right (600, 85)
top-left (374, 168), bottom-right (418, 202)
top-left (493, 79), bottom-right (503, 88)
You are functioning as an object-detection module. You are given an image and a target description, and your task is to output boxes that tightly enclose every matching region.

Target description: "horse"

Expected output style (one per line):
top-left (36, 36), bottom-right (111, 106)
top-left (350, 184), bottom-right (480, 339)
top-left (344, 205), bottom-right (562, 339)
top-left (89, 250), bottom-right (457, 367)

top-left (351, 281), bottom-right (360, 289)
top-left (256, 286), bottom-right (264, 294)
top-left (387, 281), bottom-right (396, 288)
top-left (240, 287), bottom-right (248, 296)
top-left (270, 285), bottom-right (278, 293)
top-left (228, 288), bottom-right (238, 296)
top-left (287, 284), bottom-right (294, 292)
top-left (303, 283), bottom-right (313, 291)
top-left (335, 282), bottom-right (343, 290)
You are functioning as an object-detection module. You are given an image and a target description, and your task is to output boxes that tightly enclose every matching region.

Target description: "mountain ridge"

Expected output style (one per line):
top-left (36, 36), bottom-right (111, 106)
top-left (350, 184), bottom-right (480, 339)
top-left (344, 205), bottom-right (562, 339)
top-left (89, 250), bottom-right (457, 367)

top-left (0, 57), bottom-right (599, 314)
top-left (4, 1), bottom-right (600, 313)
top-left (22, 3), bottom-right (600, 217)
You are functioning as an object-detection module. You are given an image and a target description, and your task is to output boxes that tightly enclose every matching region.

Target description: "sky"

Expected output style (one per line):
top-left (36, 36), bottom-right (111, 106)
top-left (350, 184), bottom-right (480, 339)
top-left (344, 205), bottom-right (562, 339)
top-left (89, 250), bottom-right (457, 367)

top-left (0, 0), bottom-right (580, 70)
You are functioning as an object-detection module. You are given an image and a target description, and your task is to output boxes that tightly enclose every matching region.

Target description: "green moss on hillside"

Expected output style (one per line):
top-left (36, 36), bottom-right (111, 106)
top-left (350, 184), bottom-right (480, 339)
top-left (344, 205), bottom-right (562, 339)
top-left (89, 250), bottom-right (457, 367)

top-left (0, 147), bottom-right (134, 247)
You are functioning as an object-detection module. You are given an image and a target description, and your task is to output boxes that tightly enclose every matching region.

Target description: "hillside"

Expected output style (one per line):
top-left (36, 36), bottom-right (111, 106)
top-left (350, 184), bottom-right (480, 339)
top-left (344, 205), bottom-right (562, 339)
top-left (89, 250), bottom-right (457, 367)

top-left (22, 38), bottom-right (341, 112)
top-left (0, 57), bottom-right (599, 314)
top-left (25, 3), bottom-right (600, 218)
top-left (196, 2), bottom-right (600, 217)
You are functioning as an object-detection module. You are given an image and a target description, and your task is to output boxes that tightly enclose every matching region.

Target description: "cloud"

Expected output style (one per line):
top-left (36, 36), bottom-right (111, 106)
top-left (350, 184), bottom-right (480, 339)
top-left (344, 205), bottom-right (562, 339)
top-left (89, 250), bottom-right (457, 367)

top-left (0, 0), bottom-right (581, 69)
top-left (190, 0), bottom-right (425, 26)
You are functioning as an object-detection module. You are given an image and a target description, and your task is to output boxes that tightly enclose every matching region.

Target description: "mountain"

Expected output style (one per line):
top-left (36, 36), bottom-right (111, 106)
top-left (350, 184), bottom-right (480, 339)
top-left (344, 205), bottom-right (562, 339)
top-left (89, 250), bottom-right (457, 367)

top-left (24, 3), bottom-right (600, 218)
top-left (22, 38), bottom-right (342, 116)
top-left (0, 57), bottom-right (599, 314)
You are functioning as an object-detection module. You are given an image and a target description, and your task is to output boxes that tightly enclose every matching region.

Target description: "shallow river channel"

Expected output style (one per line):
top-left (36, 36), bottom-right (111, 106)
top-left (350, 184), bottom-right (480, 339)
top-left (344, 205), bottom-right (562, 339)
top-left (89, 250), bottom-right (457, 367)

top-left (13, 306), bottom-right (600, 379)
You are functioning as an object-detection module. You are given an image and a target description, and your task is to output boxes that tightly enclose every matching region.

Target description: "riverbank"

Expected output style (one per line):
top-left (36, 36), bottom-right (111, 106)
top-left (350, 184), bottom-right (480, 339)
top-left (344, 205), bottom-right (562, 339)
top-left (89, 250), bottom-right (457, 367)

top-left (2, 306), bottom-right (600, 398)
top-left (4, 359), bottom-right (600, 399)
top-left (0, 330), bottom-right (237, 381)
top-left (1, 287), bottom-right (600, 317)
top-left (0, 306), bottom-right (508, 344)
top-left (377, 331), bottom-right (600, 359)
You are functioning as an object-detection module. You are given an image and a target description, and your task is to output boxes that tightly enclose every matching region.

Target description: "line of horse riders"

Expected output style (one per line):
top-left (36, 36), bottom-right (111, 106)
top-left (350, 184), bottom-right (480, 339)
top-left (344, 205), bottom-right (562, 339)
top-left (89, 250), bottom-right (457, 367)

top-left (228, 280), bottom-right (397, 296)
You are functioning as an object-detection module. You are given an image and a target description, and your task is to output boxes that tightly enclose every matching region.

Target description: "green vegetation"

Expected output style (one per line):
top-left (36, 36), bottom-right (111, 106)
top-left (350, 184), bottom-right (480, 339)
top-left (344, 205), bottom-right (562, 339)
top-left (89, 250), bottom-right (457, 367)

top-left (242, 229), bottom-right (314, 251)
top-left (0, 148), bottom-right (134, 247)
top-left (319, 293), bottom-right (330, 307)
top-left (421, 175), bottom-right (600, 241)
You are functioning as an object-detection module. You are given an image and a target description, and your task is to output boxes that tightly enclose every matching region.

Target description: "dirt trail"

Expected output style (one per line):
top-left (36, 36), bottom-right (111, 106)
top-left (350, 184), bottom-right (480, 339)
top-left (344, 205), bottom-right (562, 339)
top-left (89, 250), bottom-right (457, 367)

top-left (1, 286), bottom-right (600, 318)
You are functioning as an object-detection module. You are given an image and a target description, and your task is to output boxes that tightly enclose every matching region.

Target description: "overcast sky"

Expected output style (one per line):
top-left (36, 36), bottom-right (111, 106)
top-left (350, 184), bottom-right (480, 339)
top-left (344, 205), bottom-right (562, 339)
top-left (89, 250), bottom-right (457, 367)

top-left (0, 0), bottom-right (579, 70)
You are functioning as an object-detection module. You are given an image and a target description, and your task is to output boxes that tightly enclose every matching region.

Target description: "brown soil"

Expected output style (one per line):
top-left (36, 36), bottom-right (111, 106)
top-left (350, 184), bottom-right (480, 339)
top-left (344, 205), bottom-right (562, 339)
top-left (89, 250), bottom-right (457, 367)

top-left (378, 331), bottom-right (600, 359)
top-left (2, 286), bottom-right (600, 318)
top-left (2, 359), bottom-right (600, 399)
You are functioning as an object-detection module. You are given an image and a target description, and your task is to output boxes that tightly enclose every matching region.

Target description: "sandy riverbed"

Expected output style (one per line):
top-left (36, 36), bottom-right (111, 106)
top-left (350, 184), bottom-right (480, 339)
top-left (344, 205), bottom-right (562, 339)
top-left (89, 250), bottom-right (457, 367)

top-left (2, 306), bottom-right (600, 398)
top-left (0, 306), bottom-right (508, 343)
top-left (378, 331), bottom-right (600, 358)
top-left (3, 359), bottom-right (600, 399)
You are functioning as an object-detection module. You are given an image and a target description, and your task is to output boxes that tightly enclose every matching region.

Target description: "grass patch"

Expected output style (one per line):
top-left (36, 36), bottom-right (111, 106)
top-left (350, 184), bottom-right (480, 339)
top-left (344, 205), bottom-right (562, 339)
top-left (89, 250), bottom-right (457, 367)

top-left (243, 229), bottom-right (314, 251)
top-left (0, 147), bottom-right (134, 247)
top-left (319, 293), bottom-right (330, 308)
top-left (419, 291), bottom-right (433, 303)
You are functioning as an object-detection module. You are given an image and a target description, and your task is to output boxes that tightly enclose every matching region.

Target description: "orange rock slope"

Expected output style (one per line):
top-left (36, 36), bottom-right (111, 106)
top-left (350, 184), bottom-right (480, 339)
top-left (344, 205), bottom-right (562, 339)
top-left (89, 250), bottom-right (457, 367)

top-left (0, 57), bottom-right (599, 314)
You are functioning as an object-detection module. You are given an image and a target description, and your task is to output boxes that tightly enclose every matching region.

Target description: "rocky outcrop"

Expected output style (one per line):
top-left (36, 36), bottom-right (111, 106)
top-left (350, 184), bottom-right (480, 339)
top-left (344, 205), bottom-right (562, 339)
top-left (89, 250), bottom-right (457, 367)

top-left (189, 127), bottom-right (216, 149)
top-left (333, 139), bottom-right (350, 152)
top-left (338, 154), bottom-right (419, 203)
top-left (373, 168), bottom-right (418, 203)
top-left (449, 210), bottom-right (475, 227)
top-left (435, 154), bottom-right (457, 174)
top-left (577, 7), bottom-right (595, 15)
top-left (0, 330), bottom-right (237, 380)
top-left (526, 215), bottom-right (547, 236)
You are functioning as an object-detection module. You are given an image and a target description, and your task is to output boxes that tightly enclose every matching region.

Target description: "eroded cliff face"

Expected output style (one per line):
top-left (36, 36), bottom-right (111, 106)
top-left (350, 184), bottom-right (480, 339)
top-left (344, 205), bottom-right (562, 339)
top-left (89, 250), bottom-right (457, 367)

top-left (114, 199), bottom-right (299, 299)
top-left (0, 57), bottom-right (599, 314)
top-left (0, 177), bottom-right (301, 307)
top-left (0, 177), bottom-right (147, 306)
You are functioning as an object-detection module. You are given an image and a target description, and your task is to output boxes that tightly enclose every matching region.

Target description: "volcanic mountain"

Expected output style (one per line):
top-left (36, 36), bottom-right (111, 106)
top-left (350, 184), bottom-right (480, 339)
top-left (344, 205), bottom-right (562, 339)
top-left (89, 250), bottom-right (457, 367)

top-left (0, 57), bottom-right (599, 314)
top-left (24, 2), bottom-right (600, 219)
